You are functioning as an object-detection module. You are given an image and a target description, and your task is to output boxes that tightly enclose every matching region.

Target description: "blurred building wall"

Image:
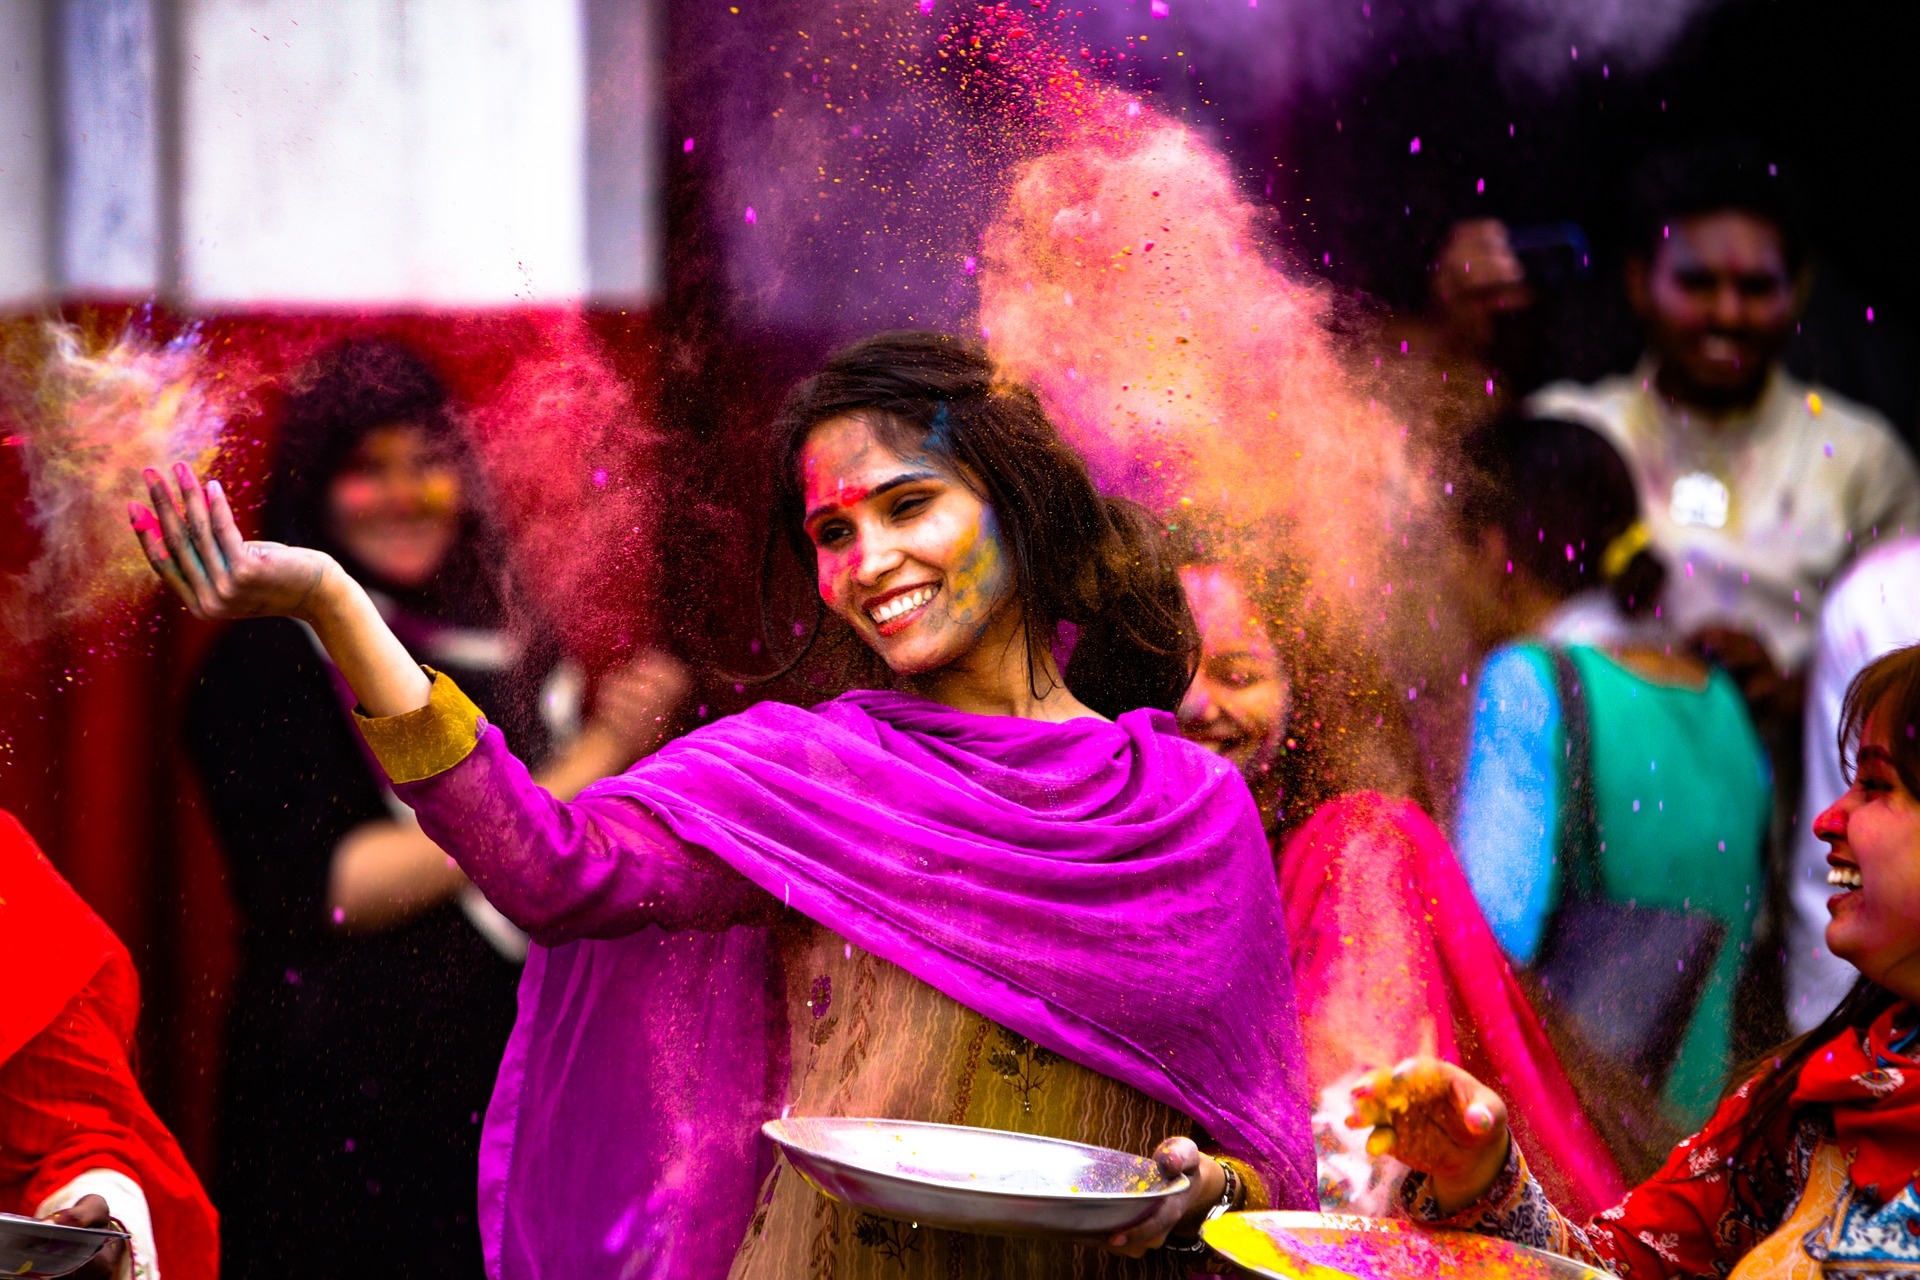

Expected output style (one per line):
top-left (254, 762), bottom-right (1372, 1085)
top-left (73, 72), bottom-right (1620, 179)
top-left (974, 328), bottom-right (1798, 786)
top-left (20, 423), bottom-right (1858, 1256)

top-left (0, 0), bottom-right (660, 307)
top-left (0, 2), bottom-right (52, 304)
top-left (57, 0), bottom-right (162, 294)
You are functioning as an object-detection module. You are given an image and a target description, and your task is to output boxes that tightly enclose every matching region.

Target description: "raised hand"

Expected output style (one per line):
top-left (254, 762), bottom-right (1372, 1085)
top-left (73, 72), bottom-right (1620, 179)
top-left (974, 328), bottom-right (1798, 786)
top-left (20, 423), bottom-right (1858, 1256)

top-left (589, 650), bottom-right (693, 758)
top-left (131, 459), bottom-right (431, 717)
top-left (1348, 1056), bottom-right (1510, 1213)
top-left (130, 461), bottom-right (338, 622)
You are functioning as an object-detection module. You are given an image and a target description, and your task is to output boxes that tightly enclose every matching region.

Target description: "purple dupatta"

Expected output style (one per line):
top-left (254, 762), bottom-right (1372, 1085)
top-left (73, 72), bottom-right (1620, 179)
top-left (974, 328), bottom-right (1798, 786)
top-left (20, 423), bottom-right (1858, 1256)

top-left (475, 689), bottom-right (1314, 1277)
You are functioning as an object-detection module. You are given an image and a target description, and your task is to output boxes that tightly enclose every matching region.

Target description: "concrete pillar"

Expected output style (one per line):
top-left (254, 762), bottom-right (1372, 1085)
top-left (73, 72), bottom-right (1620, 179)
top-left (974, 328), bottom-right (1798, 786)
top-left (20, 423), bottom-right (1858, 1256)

top-left (0, 0), bottom-right (53, 305)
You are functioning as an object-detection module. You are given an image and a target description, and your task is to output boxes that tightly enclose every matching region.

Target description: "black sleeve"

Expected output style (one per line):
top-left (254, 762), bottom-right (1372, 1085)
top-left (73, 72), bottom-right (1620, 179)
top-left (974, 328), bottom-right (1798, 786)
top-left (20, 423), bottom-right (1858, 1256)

top-left (184, 619), bottom-right (391, 954)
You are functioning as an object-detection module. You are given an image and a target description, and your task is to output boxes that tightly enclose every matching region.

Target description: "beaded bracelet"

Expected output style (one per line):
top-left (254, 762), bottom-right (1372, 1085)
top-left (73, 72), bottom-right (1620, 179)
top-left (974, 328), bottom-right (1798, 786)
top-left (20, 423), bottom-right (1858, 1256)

top-left (1162, 1158), bottom-right (1241, 1257)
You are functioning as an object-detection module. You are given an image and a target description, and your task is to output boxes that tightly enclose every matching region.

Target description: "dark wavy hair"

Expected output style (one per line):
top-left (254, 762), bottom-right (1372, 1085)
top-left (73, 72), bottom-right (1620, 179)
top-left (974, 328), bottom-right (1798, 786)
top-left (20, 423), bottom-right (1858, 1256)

top-left (264, 337), bottom-right (520, 628)
top-left (1166, 513), bottom-right (1429, 828)
top-left (1625, 137), bottom-right (1808, 272)
top-left (1453, 415), bottom-right (1667, 620)
top-left (762, 331), bottom-right (1197, 719)
top-left (1724, 643), bottom-right (1920, 1159)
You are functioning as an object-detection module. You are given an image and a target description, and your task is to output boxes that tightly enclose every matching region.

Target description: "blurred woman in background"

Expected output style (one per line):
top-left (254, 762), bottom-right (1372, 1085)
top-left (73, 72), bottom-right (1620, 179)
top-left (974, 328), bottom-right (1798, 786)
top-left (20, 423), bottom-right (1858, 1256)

top-left (1172, 528), bottom-right (1628, 1221)
top-left (1449, 415), bottom-right (1770, 1131)
top-left (184, 338), bottom-right (679, 1279)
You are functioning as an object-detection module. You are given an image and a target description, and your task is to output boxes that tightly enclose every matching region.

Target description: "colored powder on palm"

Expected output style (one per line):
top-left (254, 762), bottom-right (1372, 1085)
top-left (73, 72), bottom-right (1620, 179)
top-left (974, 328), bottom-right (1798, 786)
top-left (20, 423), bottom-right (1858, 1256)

top-left (1, 319), bottom-right (246, 644)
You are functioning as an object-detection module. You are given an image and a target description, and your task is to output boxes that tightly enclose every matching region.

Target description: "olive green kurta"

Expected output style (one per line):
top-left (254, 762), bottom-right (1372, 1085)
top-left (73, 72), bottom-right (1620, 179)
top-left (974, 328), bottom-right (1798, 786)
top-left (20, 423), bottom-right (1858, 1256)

top-left (729, 924), bottom-right (1239, 1278)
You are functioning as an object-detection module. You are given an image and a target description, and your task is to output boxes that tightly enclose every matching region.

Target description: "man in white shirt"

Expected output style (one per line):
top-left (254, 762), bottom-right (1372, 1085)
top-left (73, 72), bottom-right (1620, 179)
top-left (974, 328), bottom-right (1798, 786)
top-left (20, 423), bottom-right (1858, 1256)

top-left (1529, 141), bottom-right (1920, 715)
top-left (1785, 538), bottom-right (1920, 1031)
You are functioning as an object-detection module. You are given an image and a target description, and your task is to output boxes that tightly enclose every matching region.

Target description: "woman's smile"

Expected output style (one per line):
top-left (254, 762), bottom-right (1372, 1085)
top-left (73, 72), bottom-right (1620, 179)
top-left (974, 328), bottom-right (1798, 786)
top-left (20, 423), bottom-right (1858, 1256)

top-left (1818, 728), bottom-right (1920, 988)
top-left (866, 582), bottom-right (941, 634)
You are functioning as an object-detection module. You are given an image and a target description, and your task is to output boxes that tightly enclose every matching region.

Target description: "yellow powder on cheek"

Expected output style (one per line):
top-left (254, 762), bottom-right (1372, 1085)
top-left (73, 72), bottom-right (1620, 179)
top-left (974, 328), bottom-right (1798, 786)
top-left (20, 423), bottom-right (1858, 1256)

top-left (945, 517), bottom-right (1006, 623)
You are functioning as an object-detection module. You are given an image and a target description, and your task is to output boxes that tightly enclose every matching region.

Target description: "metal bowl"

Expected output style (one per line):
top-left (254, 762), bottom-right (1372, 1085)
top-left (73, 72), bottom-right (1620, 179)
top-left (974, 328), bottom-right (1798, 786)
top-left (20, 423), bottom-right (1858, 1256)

top-left (0, 1212), bottom-right (129, 1279)
top-left (1202, 1211), bottom-right (1613, 1280)
top-left (762, 1116), bottom-right (1190, 1238)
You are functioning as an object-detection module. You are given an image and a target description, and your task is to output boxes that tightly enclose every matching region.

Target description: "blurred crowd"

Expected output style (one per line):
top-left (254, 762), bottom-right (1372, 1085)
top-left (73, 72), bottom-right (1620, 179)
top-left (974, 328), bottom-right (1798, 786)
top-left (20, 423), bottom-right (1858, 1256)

top-left (4, 132), bottom-right (1919, 1280)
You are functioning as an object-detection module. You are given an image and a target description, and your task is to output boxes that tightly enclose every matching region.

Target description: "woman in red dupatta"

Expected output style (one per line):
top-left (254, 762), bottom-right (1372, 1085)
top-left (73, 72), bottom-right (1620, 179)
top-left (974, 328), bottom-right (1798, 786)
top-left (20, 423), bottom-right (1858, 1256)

top-left (1354, 643), bottom-right (1920, 1280)
top-left (1172, 547), bottom-right (1627, 1221)
top-left (0, 810), bottom-right (219, 1280)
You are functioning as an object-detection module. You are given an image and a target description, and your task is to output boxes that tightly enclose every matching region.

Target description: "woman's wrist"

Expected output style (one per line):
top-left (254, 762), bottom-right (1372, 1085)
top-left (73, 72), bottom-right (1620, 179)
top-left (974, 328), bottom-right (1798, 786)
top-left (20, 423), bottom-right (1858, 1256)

top-left (1428, 1133), bottom-right (1510, 1215)
top-left (291, 555), bottom-right (352, 627)
top-left (1174, 1156), bottom-right (1229, 1235)
top-left (304, 568), bottom-right (434, 717)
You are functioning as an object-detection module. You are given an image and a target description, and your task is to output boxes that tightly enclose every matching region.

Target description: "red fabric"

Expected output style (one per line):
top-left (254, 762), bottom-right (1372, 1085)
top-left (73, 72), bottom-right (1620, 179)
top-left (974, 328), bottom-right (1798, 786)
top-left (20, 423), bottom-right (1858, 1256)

top-left (1791, 1003), bottom-right (1920, 1201)
top-left (1277, 791), bottom-right (1627, 1221)
top-left (0, 811), bottom-right (220, 1280)
top-left (1552, 1079), bottom-right (1800, 1279)
top-left (0, 811), bottom-right (118, 1063)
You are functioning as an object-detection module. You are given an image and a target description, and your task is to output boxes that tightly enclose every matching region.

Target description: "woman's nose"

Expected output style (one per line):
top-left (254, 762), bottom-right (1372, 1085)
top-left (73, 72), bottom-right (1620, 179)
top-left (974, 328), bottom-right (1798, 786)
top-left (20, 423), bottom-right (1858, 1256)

top-left (1179, 683), bottom-right (1218, 723)
top-left (854, 532), bottom-right (904, 584)
top-left (1813, 797), bottom-right (1850, 845)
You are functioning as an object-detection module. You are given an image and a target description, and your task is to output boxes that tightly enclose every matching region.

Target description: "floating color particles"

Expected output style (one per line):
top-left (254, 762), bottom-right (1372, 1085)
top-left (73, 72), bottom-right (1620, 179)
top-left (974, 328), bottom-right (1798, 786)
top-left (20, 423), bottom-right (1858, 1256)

top-left (2, 320), bottom-right (241, 642)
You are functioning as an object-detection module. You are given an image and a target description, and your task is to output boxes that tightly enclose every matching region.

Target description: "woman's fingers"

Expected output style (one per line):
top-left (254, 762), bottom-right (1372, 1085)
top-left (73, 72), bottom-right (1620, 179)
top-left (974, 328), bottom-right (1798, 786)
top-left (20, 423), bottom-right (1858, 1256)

top-left (1103, 1138), bottom-right (1207, 1254)
top-left (172, 462), bottom-right (234, 591)
top-left (206, 476), bottom-right (249, 569)
top-left (130, 502), bottom-right (199, 612)
top-left (143, 467), bottom-right (216, 607)
top-left (1346, 1058), bottom-right (1507, 1169)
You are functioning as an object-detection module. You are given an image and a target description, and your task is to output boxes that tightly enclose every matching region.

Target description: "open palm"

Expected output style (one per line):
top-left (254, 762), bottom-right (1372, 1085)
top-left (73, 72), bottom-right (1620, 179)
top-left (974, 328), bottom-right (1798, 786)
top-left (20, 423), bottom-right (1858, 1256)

top-left (130, 462), bottom-right (338, 622)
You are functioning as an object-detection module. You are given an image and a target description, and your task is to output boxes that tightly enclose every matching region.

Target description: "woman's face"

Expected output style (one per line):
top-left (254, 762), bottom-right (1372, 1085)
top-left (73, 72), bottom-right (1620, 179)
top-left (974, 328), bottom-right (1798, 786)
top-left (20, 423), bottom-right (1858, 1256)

top-left (1177, 563), bottom-right (1290, 777)
top-left (800, 413), bottom-right (1014, 676)
top-left (1819, 714), bottom-right (1920, 994)
top-left (325, 424), bottom-right (463, 590)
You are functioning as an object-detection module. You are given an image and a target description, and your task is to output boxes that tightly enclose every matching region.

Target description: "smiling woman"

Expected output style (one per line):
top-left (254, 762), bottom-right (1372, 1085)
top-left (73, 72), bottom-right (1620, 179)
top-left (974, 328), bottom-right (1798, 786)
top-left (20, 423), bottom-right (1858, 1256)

top-left (767, 330), bottom-right (1198, 722)
top-left (134, 330), bottom-right (1317, 1279)
top-left (1339, 644), bottom-right (1920, 1280)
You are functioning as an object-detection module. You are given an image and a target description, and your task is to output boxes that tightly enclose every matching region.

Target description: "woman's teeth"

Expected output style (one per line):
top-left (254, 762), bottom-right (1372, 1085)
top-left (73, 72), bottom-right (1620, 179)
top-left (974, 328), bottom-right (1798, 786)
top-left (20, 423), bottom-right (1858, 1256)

top-left (1828, 866), bottom-right (1863, 890)
top-left (870, 585), bottom-right (937, 624)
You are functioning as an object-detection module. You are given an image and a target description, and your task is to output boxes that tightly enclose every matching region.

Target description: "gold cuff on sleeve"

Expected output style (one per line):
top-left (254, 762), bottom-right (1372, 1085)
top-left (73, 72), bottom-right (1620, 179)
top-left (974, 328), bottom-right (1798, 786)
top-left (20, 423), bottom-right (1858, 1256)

top-left (354, 667), bottom-right (485, 784)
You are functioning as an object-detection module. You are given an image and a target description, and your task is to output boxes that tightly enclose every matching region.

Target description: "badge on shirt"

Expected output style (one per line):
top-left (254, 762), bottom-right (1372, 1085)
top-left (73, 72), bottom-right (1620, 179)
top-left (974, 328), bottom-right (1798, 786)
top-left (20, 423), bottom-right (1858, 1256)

top-left (1670, 471), bottom-right (1730, 529)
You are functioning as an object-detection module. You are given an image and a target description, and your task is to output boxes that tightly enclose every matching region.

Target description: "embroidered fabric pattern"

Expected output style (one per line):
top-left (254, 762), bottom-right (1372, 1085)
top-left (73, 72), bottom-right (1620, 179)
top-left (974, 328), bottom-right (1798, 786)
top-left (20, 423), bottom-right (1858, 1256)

top-left (1397, 1090), bottom-right (1833, 1280)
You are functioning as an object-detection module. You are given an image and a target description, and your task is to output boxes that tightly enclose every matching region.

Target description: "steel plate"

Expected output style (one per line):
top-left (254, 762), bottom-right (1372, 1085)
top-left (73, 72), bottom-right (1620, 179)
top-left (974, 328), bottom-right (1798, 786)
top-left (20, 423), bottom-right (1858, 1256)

top-left (1202, 1211), bottom-right (1614, 1280)
top-left (0, 1212), bottom-right (130, 1279)
top-left (762, 1117), bottom-right (1190, 1238)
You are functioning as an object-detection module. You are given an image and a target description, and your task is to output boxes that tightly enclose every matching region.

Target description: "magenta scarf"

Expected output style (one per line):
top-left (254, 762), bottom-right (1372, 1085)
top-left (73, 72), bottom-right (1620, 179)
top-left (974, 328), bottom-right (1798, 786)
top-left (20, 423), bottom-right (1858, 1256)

top-left (483, 690), bottom-right (1314, 1277)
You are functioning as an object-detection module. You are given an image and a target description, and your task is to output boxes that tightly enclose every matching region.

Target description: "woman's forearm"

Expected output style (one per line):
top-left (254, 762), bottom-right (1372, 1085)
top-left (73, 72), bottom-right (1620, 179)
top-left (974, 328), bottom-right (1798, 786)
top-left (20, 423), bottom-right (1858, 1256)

top-left (299, 565), bottom-right (432, 717)
top-left (327, 820), bottom-right (469, 933)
